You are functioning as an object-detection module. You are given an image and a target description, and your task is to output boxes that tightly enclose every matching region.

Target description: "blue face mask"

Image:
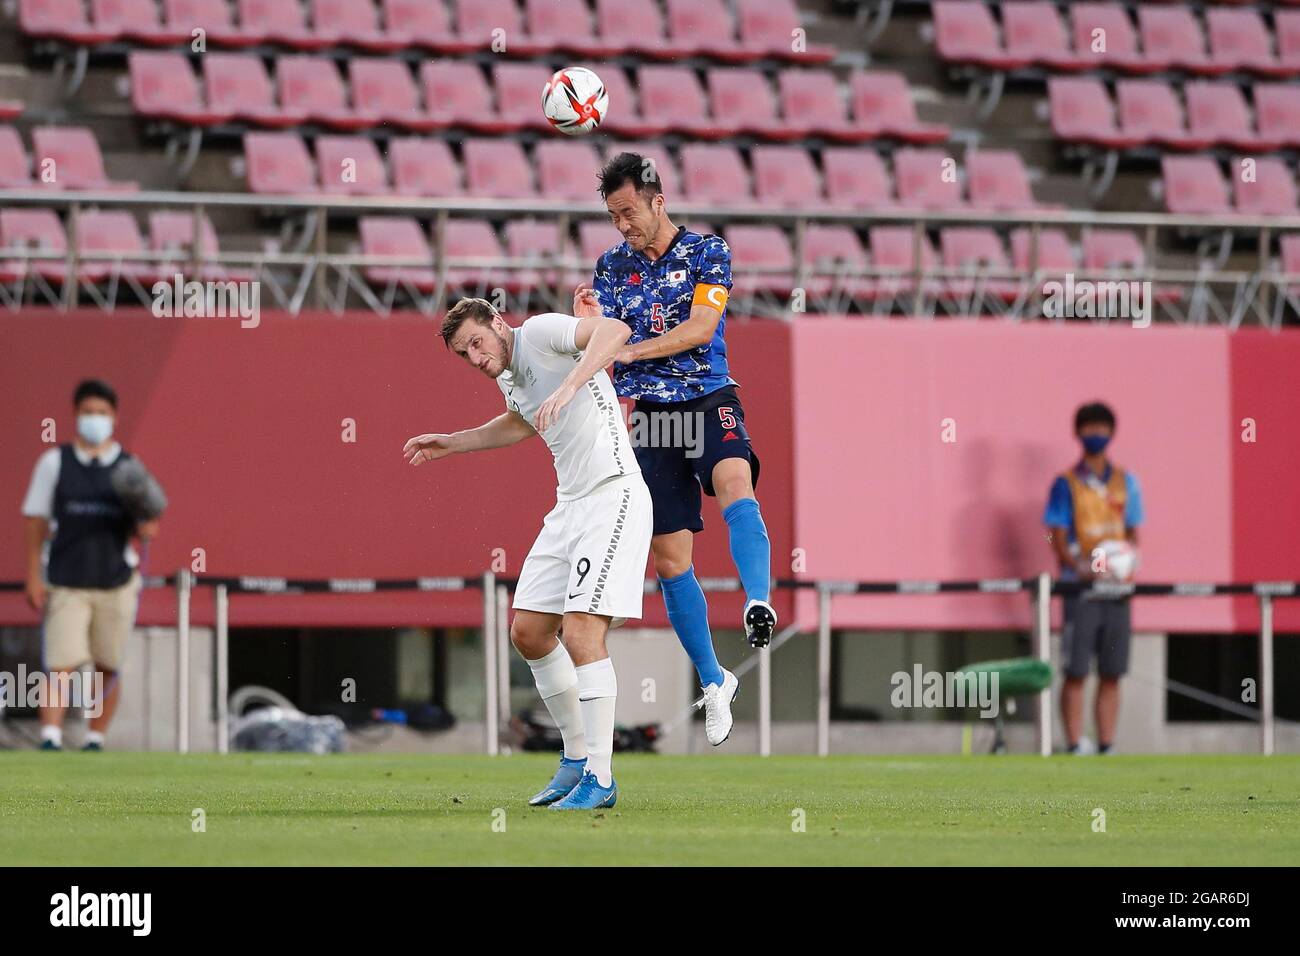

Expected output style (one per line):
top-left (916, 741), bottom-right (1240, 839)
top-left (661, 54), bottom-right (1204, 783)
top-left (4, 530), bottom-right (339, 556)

top-left (1081, 434), bottom-right (1110, 456)
top-left (77, 413), bottom-right (114, 446)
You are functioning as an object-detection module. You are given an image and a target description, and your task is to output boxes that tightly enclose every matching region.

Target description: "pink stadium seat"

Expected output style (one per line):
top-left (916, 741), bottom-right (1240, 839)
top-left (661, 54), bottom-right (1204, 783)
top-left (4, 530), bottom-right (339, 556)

top-left (802, 224), bottom-right (874, 300)
top-left (679, 144), bottom-right (752, 205)
top-left (850, 72), bottom-right (949, 144)
top-left (603, 142), bottom-right (678, 196)
top-left (314, 135), bottom-right (388, 195)
top-left (1116, 80), bottom-right (1213, 150)
top-left (932, 2), bottom-right (1030, 70)
top-left (1253, 83), bottom-right (1300, 149)
top-left (388, 138), bottom-right (461, 197)
top-left (1231, 156), bottom-right (1298, 215)
top-left (868, 226), bottom-right (944, 300)
top-left (310, 0), bottom-right (407, 53)
top-left (278, 56), bottom-right (379, 130)
top-left (966, 150), bottom-right (1040, 210)
top-left (778, 71), bottom-right (873, 143)
top-left (0, 208), bottom-right (68, 283)
top-left (0, 101), bottom-right (23, 121)
top-left (76, 210), bottom-right (150, 283)
top-left (163, 0), bottom-right (262, 47)
top-left (381, 0), bottom-right (473, 53)
top-left (526, 0), bottom-right (622, 58)
top-left (1184, 81), bottom-right (1283, 153)
top-left (940, 227), bottom-right (1022, 303)
top-left (580, 219), bottom-right (622, 265)
top-left (243, 131), bottom-right (316, 194)
top-left (736, 0), bottom-right (836, 64)
top-left (505, 219), bottom-right (574, 291)
top-left (893, 148), bottom-right (964, 211)
top-left (1161, 155), bottom-right (1231, 215)
top-left (452, 0), bottom-right (547, 55)
top-left (822, 148), bottom-right (894, 208)
top-left (349, 60), bottom-right (441, 132)
top-left (536, 140), bottom-right (602, 201)
top-left (1081, 229), bottom-right (1147, 272)
top-left (639, 66), bottom-right (736, 139)
top-left (236, 0), bottom-right (334, 50)
top-left (463, 139), bottom-right (536, 200)
top-left (1207, 9), bottom-right (1295, 78)
top-left (1001, 2), bottom-right (1089, 72)
top-left (148, 211), bottom-right (232, 281)
top-left (204, 53), bottom-right (308, 128)
top-left (1281, 235), bottom-right (1300, 292)
top-left (130, 51), bottom-right (233, 126)
top-left (32, 127), bottom-right (138, 191)
top-left (1010, 227), bottom-right (1076, 276)
top-left (595, 0), bottom-right (685, 60)
top-left (665, 0), bottom-right (752, 62)
top-left (1137, 6), bottom-right (1225, 76)
top-left (422, 60), bottom-right (512, 133)
top-left (18, 0), bottom-right (119, 44)
top-left (1277, 12), bottom-right (1300, 70)
top-left (91, 0), bottom-right (190, 45)
top-left (359, 217), bottom-right (436, 293)
top-left (493, 63), bottom-right (554, 132)
top-left (708, 69), bottom-right (808, 141)
top-left (751, 145), bottom-right (825, 209)
top-left (588, 67), bottom-right (668, 139)
top-left (1048, 77), bottom-right (1145, 150)
top-left (0, 128), bottom-right (32, 188)
top-left (441, 219), bottom-right (505, 291)
top-left (726, 225), bottom-right (794, 298)
top-left (1070, 3), bottom-right (1160, 73)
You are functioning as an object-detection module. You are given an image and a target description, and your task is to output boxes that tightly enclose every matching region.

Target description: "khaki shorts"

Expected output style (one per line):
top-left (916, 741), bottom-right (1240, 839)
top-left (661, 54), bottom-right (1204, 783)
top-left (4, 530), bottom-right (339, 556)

top-left (43, 572), bottom-right (142, 671)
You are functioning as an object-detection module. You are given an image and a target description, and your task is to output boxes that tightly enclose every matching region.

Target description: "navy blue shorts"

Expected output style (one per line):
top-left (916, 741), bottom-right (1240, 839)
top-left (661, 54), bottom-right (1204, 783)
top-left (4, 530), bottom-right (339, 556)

top-left (631, 385), bottom-right (761, 536)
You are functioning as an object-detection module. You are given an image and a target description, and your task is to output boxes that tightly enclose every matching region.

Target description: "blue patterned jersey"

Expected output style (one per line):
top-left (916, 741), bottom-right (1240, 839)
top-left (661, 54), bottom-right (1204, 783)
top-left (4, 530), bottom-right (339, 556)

top-left (592, 227), bottom-right (737, 403)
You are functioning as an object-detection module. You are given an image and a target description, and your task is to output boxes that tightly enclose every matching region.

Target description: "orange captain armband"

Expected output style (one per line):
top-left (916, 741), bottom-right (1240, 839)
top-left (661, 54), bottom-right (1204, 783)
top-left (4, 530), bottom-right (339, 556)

top-left (692, 283), bottom-right (729, 313)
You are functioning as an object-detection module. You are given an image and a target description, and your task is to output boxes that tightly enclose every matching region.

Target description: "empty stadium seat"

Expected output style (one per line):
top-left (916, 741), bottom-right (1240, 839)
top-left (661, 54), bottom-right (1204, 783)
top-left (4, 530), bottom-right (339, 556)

top-left (850, 72), bottom-right (949, 144)
top-left (1048, 77), bottom-right (1145, 150)
top-left (244, 131), bottom-right (315, 193)
top-left (933, 2), bottom-right (1030, 70)
top-left (163, 0), bottom-right (262, 47)
top-left (802, 224), bottom-right (874, 300)
top-left (1137, 6), bottom-right (1224, 77)
top-left (1081, 228), bottom-right (1147, 272)
top-left (525, 0), bottom-right (621, 58)
top-left (442, 218), bottom-right (506, 291)
top-left (18, 0), bottom-right (119, 44)
top-left (822, 148), bottom-right (894, 208)
top-left (493, 63), bottom-right (554, 132)
top-left (130, 51), bottom-right (233, 126)
top-left (536, 140), bottom-right (603, 201)
top-left (463, 139), bottom-right (536, 199)
top-left (1277, 11), bottom-right (1300, 70)
top-left (76, 210), bottom-right (150, 283)
top-left (0, 208), bottom-right (68, 283)
top-left (751, 145), bottom-right (825, 208)
top-left (236, 0), bottom-right (333, 50)
top-left (388, 137), bottom-right (461, 196)
top-left (736, 0), bottom-right (836, 63)
top-left (1010, 227), bottom-right (1076, 276)
top-left (940, 227), bottom-right (1021, 303)
top-left (148, 211), bottom-right (246, 281)
top-left (1070, 3), bottom-right (1160, 73)
top-left (679, 144), bottom-right (752, 205)
top-left (0, 129), bottom-right (32, 188)
top-left (726, 225), bottom-right (795, 298)
top-left (278, 56), bottom-right (379, 131)
top-left (604, 141), bottom-right (678, 196)
top-left (868, 226), bottom-right (945, 300)
top-left (1161, 155), bottom-right (1231, 215)
top-left (779, 71), bottom-right (873, 143)
top-left (1253, 83), bottom-right (1300, 149)
top-left (595, 0), bottom-right (687, 60)
top-left (359, 216), bottom-right (436, 292)
top-left (640, 66), bottom-right (735, 139)
top-left (1116, 80), bottom-right (1212, 150)
top-left (381, 0), bottom-right (474, 53)
top-left (0, 101), bottom-right (23, 121)
top-left (967, 150), bottom-right (1040, 210)
top-left (204, 53), bottom-right (308, 128)
top-left (1231, 156), bottom-right (1298, 216)
top-left (1001, 2), bottom-right (1088, 71)
top-left (707, 69), bottom-right (807, 141)
top-left (505, 218), bottom-right (574, 291)
top-left (91, 0), bottom-right (190, 45)
top-left (893, 148), bottom-right (964, 210)
top-left (665, 0), bottom-right (753, 62)
top-left (314, 135), bottom-right (388, 195)
top-left (590, 67), bottom-right (669, 139)
top-left (310, 0), bottom-right (407, 53)
top-left (32, 127), bottom-right (138, 191)
top-left (1184, 81), bottom-right (1283, 153)
top-left (1206, 8), bottom-right (1295, 78)
top-left (349, 60), bottom-right (441, 132)
top-left (453, 0), bottom-right (547, 55)
top-left (422, 61), bottom-right (510, 133)
top-left (579, 219), bottom-right (622, 265)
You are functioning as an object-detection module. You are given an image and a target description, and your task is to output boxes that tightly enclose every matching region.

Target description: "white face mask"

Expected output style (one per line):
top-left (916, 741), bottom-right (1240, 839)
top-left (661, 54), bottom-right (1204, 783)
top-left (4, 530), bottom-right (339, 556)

top-left (77, 413), bottom-right (114, 446)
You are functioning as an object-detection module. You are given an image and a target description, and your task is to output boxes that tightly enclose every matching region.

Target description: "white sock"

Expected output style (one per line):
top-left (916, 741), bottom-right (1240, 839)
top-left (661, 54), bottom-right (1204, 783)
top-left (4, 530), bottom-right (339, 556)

top-left (525, 642), bottom-right (587, 761)
top-left (40, 725), bottom-right (63, 746)
top-left (576, 658), bottom-right (617, 787)
top-left (85, 730), bottom-right (105, 747)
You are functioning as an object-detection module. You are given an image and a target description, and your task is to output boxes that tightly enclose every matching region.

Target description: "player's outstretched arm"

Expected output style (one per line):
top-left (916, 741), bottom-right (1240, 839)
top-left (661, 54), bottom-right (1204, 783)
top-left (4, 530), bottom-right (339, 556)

top-left (617, 301), bottom-right (723, 365)
top-left (403, 411), bottom-right (535, 465)
top-left (534, 316), bottom-right (632, 433)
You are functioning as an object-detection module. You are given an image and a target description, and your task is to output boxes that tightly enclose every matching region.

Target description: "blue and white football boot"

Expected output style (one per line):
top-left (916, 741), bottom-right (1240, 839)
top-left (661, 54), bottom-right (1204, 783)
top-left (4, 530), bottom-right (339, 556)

top-left (549, 771), bottom-right (618, 810)
top-left (528, 755), bottom-right (587, 806)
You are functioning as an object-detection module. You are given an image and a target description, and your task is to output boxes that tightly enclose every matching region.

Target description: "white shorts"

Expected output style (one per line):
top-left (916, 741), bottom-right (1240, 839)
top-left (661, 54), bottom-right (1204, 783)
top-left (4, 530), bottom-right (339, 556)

top-left (514, 474), bottom-right (652, 622)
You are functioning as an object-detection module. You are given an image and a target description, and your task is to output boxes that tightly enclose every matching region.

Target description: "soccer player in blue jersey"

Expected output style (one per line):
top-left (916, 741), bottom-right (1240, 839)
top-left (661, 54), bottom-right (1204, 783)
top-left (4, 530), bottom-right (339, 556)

top-left (572, 152), bottom-right (775, 746)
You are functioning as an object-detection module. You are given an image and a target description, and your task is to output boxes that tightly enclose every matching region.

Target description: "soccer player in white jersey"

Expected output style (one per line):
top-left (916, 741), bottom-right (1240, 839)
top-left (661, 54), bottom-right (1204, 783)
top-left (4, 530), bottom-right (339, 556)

top-left (403, 298), bottom-right (652, 810)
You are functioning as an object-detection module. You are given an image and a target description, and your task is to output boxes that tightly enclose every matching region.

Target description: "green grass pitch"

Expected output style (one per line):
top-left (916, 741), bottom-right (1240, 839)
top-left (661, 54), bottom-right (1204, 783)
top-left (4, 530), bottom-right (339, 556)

top-left (2, 753), bottom-right (1297, 866)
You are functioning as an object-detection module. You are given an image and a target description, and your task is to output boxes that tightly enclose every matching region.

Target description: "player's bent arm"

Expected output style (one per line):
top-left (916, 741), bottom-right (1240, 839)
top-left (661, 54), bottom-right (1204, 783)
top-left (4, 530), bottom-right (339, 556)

top-left (569, 316), bottom-right (632, 380)
top-left (622, 302), bottom-right (723, 363)
top-left (450, 411), bottom-right (536, 453)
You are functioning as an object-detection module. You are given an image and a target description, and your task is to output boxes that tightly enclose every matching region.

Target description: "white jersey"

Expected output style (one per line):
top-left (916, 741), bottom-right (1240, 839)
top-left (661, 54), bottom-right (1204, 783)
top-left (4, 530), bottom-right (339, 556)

top-left (497, 313), bottom-right (639, 501)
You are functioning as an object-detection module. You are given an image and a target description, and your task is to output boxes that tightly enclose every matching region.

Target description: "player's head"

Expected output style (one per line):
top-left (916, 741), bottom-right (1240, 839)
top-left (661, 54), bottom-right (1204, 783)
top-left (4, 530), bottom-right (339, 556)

top-left (598, 152), bottom-right (668, 253)
top-left (1074, 401), bottom-right (1116, 454)
top-left (73, 378), bottom-right (117, 446)
top-left (441, 298), bottom-right (513, 379)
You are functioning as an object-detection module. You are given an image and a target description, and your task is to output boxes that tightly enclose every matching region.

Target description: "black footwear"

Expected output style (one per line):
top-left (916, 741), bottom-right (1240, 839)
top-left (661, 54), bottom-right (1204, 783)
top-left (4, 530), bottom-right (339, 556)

top-left (743, 599), bottom-right (777, 648)
top-left (39, 739), bottom-right (62, 752)
top-left (81, 741), bottom-right (103, 752)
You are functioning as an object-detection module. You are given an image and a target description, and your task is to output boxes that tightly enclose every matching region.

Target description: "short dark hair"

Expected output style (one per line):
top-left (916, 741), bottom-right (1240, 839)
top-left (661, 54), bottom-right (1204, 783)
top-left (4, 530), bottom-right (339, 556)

top-left (598, 152), bottom-right (663, 202)
top-left (441, 297), bottom-right (499, 349)
top-left (73, 378), bottom-right (117, 410)
top-left (1074, 402), bottom-right (1116, 433)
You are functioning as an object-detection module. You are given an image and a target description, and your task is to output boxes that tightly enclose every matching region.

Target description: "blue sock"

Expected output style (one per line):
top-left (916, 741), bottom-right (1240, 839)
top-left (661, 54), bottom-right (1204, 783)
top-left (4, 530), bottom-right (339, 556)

top-left (723, 497), bottom-right (771, 605)
top-left (659, 567), bottom-right (725, 688)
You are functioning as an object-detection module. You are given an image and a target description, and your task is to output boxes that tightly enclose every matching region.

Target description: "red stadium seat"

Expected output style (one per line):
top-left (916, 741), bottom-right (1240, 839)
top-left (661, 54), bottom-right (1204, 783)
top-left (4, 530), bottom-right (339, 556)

top-left (76, 210), bottom-right (151, 284)
top-left (1280, 235), bottom-right (1300, 295)
top-left (1231, 156), bottom-right (1298, 215)
top-left (163, 0), bottom-right (262, 48)
top-left (603, 141), bottom-right (678, 196)
top-left (452, 0), bottom-right (547, 55)
top-left (204, 53), bottom-right (308, 128)
top-left (802, 224), bottom-right (874, 301)
top-left (243, 131), bottom-right (316, 194)
top-left (726, 225), bottom-right (795, 298)
top-left (1184, 81), bottom-right (1283, 153)
top-left (310, 0), bottom-right (407, 53)
top-left (1253, 83), bottom-right (1300, 149)
top-left (236, 0), bottom-right (334, 50)
top-left (940, 227), bottom-right (1021, 303)
top-left (381, 0), bottom-right (473, 53)
top-left (1206, 9), bottom-right (1295, 78)
top-left (1116, 80), bottom-right (1213, 150)
top-left (589, 67), bottom-right (668, 139)
top-left (91, 0), bottom-right (190, 45)
top-left (314, 135), bottom-right (388, 195)
top-left (359, 216), bottom-right (436, 293)
top-left (536, 139), bottom-right (603, 201)
top-left (1137, 6), bottom-right (1225, 77)
top-left (595, 0), bottom-right (686, 60)
top-left (388, 137), bottom-right (461, 196)
top-left (463, 139), bottom-right (536, 200)
top-left (735, 0), bottom-right (836, 64)
top-left (1048, 77), bottom-right (1145, 150)
top-left (932, 2), bottom-right (1030, 70)
top-left (822, 148), bottom-right (894, 208)
top-left (893, 148), bottom-right (964, 210)
top-left (1070, 3), bottom-right (1160, 73)
top-left (0, 208), bottom-right (68, 283)
top-left (492, 63), bottom-right (554, 132)
top-left (1001, 2), bottom-right (1089, 72)
top-left (441, 219), bottom-right (506, 291)
top-left (526, 0), bottom-right (622, 58)
top-left (850, 72), bottom-right (950, 144)
top-left (0, 101), bottom-right (23, 121)
top-left (639, 66), bottom-right (736, 139)
top-left (0, 128), bottom-right (32, 188)
top-left (422, 60), bottom-right (509, 133)
top-left (148, 211), bottom-right (235, 281)
top-left (18, 0), bottom-right (119, 44)
top-left (278, 56), bottom-right (380, 131)
top-left (751, 145), bottom-right (825, 208)
top-left (967, 149), bottom-right (1041, 210)
top-left (707, 69), bottom-right (808, 141)
top-left (1010, 227), bottom-right (1076, 276)
top-left (679, 143), bottom-right (752, 205)
top-left (130, 51), bottom-right (233, 126)
top-left (32, 127), bottom-right (138, 191)
top-left (1161, 155), bottom-right (1231, 215)
top-left (778, 71), bottom-right (874, 143)
top-left (349, 60), bottom-right (442, 132)
top-left (665, 0), bottom-right (752, 62)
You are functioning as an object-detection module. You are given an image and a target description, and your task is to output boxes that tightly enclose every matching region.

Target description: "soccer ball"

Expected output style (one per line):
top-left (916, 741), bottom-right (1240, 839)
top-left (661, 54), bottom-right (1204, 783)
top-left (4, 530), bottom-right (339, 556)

top-left (1094, 539), bottom-right (1139, 582)
top-left (542, 67), bottom-right (608, 136)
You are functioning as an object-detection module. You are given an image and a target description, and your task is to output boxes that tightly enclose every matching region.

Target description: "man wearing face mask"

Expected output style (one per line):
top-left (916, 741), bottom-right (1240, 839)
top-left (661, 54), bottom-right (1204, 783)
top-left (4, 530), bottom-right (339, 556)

top-left (20, 379), bottom-right (160, 751)
top-left (1043, 402), bottom-right (1144, 756)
